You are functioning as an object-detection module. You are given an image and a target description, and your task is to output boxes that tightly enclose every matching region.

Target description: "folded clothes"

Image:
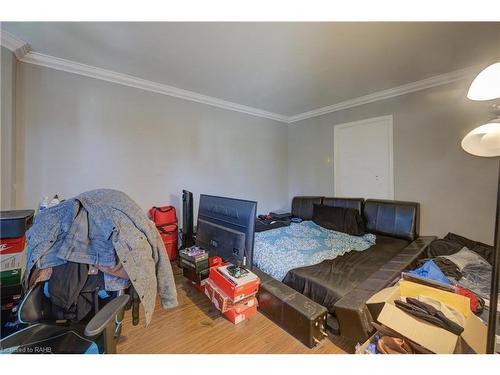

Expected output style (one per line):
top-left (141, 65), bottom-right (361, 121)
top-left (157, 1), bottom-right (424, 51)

top-left (395, 297), bottom-right (465, 335)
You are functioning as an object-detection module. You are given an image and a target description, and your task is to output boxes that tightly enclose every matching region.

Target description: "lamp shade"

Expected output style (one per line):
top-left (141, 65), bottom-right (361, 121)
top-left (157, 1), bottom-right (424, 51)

top-left (467, 62), bottom-right (500, 101)
top-left (461, 120), bottom-right (500, 157)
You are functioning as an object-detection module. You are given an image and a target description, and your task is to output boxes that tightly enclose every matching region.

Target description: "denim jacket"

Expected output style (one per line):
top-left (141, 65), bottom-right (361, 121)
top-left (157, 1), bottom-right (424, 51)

top-left (25, 189), bottom-right (178, 325)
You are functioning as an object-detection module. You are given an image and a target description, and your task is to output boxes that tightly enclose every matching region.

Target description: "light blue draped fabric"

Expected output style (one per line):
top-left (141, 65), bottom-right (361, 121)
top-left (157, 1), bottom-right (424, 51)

top-left (253, 221), bottom-right (376, 281)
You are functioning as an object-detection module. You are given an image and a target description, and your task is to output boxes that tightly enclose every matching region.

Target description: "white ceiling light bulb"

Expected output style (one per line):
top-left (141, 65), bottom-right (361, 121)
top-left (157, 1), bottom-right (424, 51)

top-left (461, 119), bottom-right (500, 157)
top-left (467, 62), bottom-right (500, 101)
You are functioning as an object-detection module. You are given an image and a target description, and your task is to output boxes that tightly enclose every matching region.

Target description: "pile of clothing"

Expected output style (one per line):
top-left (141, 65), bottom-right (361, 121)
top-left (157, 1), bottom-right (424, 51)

top-left (365, 335), bottom-right (413, 354)
top-left (24, 189), bottom-right (178, 325)
top-left (409, 232), bottom-right (496, 314)
top-left (365, 335), bottom-right (420, 354)
top-left (394, 296), bottom-right (465, 335)
top-left (363, 322), bottom-right (433, 354)
top-left (363, 294), bottom-right (468, 354)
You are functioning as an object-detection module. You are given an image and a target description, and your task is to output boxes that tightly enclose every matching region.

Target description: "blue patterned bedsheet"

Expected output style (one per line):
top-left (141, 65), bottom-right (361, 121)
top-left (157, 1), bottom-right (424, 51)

top-left (253, 221), bottom-right (376, 281)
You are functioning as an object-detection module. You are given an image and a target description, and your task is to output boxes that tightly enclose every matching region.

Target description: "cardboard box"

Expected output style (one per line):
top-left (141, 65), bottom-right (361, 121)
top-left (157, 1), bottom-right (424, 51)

top-left (212, 285), bottom-right (256, 313)
top-left (0, 269), bottom-right (22, 287)
top-left (212, 284), bottom-right (231, 312)
top-left (355, 322), bottom-right (435, 354)
top-left (355, 333), bottom-right (377, 354)
top-left (205, 277), bottom-right (256, 313)
top-left (223, 298), bottom-right (258, 324)
top-left (179, 246), bottom-right (209, 263)
top-left (182, 266), bottom-right (209, 284)
top-left (204, 278), bottom-right (216, 301)
top-left (209, 265), bottom-right (259, 303)
top-left (0, 236), bottom-right (26, 256)
top-left (366, 280), bottom-right (487, 354)
top-left (180, 258), bottom-right (209, 273)
top-left (208, 256), bottom-right (222, 268)
top-left (1, 236), bottom-right (26, 287)
top-left (192, 279), bottom-right (206, 293)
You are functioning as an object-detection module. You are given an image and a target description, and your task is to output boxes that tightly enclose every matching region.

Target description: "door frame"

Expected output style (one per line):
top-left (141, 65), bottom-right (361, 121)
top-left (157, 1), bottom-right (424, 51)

top-left (333, 114), bottom-right (394, 199)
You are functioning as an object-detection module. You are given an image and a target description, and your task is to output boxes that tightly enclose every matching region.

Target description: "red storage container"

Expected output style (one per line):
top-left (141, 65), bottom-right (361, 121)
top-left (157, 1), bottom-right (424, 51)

top-left (149, 206), bottom-right (178, 261)
top-left (157, 224), bottom-right (178, 261)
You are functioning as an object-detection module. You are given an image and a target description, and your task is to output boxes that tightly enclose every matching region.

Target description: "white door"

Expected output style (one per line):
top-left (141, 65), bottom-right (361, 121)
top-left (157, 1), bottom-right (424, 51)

top-left (334, 115), bottom-right (394, 199)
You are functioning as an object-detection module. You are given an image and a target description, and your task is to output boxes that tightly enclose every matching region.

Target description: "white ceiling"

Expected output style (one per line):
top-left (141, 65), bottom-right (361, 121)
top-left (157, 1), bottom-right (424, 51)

top-left (3, 22), bottom-right (500, 116)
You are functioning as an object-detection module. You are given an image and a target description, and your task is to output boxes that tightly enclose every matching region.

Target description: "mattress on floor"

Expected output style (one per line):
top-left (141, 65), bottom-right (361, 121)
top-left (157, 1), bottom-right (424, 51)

top-left (282, 235), bottom-right (411, 314)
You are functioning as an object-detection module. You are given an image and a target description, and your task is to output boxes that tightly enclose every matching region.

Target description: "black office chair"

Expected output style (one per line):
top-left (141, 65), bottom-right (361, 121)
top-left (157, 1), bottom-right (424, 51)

top-left (0, 282), bottom-right (129, 354)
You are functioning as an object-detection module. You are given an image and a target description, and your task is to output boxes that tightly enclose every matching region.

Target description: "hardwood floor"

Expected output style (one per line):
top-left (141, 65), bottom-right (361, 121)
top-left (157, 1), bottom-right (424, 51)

top-left (117, 264), bottom-right (355, 354)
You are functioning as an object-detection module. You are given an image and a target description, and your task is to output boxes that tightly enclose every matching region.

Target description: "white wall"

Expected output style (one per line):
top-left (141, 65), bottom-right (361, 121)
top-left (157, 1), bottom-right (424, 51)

top-left (288, 80), bottom-right (498, 245)
top-left (15, 63), bottom-right (290, 219)
top-left (1, 46), bottom-right (17, 209)
top-left (8, 61), bottom-right (498, 245)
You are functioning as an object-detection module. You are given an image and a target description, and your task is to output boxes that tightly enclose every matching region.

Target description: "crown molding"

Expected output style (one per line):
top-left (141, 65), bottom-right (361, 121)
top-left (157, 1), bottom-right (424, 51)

top-left (287, 66), bottom-right (478, 123)
top-left (19, 51), bottom-right (289, 123)
top-left (0, 30), bottom-right (30, 59)
top-left (9, 31), bottom-right (478, 125)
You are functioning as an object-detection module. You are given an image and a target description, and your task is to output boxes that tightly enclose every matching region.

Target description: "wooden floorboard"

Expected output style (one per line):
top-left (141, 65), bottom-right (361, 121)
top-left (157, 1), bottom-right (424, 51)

top-left (117, 264), bottom-right (355, 354)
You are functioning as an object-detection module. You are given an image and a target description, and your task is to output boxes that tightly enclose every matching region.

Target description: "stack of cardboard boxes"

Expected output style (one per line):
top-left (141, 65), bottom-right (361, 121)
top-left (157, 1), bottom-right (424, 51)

top-left (179, 246), bottom-right (260, 324)
top-left (205, 265), bottom-right (260, 324)
top-left (179, 246), bottom-right (210, 287)
top-left (0, 210), bottom-right (34, 337)
top-left (0, 236), bottom-right (26, 291)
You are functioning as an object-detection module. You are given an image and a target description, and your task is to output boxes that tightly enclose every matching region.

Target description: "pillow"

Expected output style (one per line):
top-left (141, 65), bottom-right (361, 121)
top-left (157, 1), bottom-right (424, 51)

top-left (312, 204), bottom-right (365, 236)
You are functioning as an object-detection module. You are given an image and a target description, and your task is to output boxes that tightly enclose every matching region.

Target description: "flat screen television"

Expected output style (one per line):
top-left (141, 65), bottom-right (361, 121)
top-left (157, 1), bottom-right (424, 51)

top-left (195, 194), bottom-right (257, 269)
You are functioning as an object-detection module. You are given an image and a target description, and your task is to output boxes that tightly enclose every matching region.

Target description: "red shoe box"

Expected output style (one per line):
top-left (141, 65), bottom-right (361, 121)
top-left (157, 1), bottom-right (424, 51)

top-left (0, 236), bottom-right (26, 255)
top-left (209, 265), bottom-right (260, 303)
top-left (192, 279), bottom-right (207, 293)
top-left (204, 278), bottom-right (257, 313)
top-left (208, 256), bottom-right (223, 268)
top-left (223, 298), bottom-right (258, 324)
top-left (204, 278), bottom-right (216, 300)
top-left (1, 236), bottom-right (26, 288)
top-left (212, 285), bottom-right (234, 312)
top-left (213, 285), bottom-right (256, 313)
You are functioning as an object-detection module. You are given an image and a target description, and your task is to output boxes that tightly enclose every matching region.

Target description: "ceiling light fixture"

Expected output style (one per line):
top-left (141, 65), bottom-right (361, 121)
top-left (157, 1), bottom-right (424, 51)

top-left (467, 62), bottom-right (500, 101)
